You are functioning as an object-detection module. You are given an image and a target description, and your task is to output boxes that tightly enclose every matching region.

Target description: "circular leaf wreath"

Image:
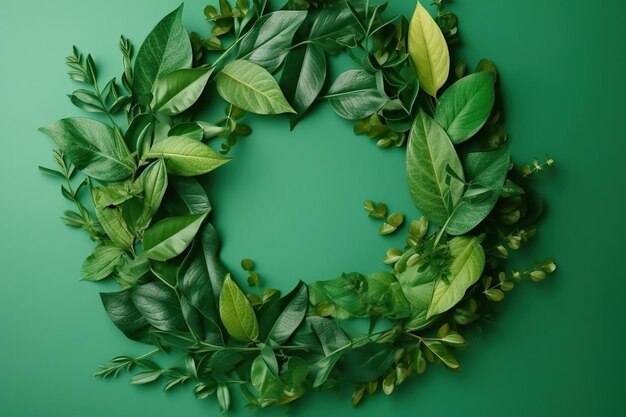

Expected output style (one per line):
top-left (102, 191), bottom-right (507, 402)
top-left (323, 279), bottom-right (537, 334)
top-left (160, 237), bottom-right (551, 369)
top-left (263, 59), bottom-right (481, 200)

top-left (39, 0), bottom-right (557, 412)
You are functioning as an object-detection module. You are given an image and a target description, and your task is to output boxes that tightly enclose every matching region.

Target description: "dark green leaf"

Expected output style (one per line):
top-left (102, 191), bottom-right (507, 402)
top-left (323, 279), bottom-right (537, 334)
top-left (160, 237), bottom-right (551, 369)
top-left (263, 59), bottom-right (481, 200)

top-left (326, 70), bottom-right (388, 120)
top-left (133, 5), bottom-right (192, 103)
top-left (131, 281), bottom-right (187, 332)
top-left (100, 290), bottom-right (151, 342)
top-left (259, 281), bottom-right (308, 344)
top-left (165, 177), bottom-right (211, 215)
top-left (308, 4), bottom-right (361, 53)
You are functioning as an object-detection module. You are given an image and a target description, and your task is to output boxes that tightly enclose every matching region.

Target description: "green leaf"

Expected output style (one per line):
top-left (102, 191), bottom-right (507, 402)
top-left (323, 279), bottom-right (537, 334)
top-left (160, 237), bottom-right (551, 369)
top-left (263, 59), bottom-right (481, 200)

top-left (434, 72), bottom-right (495, 144)
top-left (250, 355), bottom-right (284, 406)
top-left (217, 383), bottom-right (231, 412)
top-left (179, 223), bottom-right (228, 320)
top-left (259, 281), bottom-right (308, 344)
top-left (422, 340), bottom-right (460, 369)
top-left (341, 342), bottom-right (399, 383)
top-left (165, 177), bottom-right (211, 215)
top-left (219, 275), bottom-right (259, 342)
top-left (145, 136), bottom-right (230, 176)
top-left (216, 60), bottom-right (295, 115)
top-left (92, 187), bottom-right (135, 250)
top-left (237, 11), bottom-right (307, 73)
top-left (39, 118), bottom-right (134, 181)
top-left (365, 272), bottom-right (411, 318)
top-left (309, 316), bottom-right (350, 355)
top-left (133, 5), bottom-right (192, 103)
top-left (314, 273), bottom-right (368, 317)
top-left (134, 159), bottom-right (168, 230)
top-left (169, 123), bottom-right (205, 140)
top-left (100, 290), bottom-right (151, 342)
top-left (396, 263), bottom-right (438, 330)
top-left (142, 212), bottom-right (208, 261)
top-left (130, 370), bottom-right (163, 385)
top-left (427, 236), bottom-right (485, 318)
top-left (150, 68), bottom-right (213, 115)
top-left (311, 344), bottom-right (350, 388)
top-left (131, 281), bottom-right (187, 332)
top-left (446, 146), bottom-right (511, 235)
top-left (279, 43), bottom-right (327, 127)
top-left (308, 4), bottom-right (361, 53)
top-left (326, 70), bottom-right (388, 120)
top-left (406, 110), bottom-right (464, 226)
top-left (81, 243), bottom-right (126, 281)
top-left (408, 2), bottom-right (450, 97)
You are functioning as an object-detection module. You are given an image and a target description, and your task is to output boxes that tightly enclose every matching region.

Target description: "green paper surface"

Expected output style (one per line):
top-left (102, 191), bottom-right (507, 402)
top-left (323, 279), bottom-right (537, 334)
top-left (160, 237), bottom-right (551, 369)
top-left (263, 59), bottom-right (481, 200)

top-left (0, 0), bottom-right (624, 416)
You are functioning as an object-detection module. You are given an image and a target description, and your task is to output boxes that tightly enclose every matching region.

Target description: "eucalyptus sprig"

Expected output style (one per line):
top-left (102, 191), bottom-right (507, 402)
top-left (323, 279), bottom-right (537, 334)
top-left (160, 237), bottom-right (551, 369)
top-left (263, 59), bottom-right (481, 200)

top-left (38, 0), bottom-right (557, 412)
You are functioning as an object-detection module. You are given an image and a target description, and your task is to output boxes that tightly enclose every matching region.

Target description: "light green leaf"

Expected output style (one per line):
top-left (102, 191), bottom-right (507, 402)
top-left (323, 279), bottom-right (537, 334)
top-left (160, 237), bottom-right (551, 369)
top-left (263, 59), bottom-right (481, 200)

top-left (308, 4), bottom-right (361, 53)
top-left (408, 2), bottom-right (450, 97)
top-left (326, 70), bottom-right (388, 120)
top-left (145, 136), bottom-right (230, 176)
top-left (39, 118), bottom-right (134, 181)
top-left (134, 159), bottom-right (168, 230)
top-left (81, 243), bottom-right (126, 281)
top-left (133, 5), bottom-right (192, 102)
top-left (150, 68), bottom-right (213, 115)
top-left (446, 146), bottom-right (511, 235)
top-left (406, 110), bottom-right (464, 226)
top-left (130, 370), bottom-right (163, 385)
top-left (219, 275), bottom-right (260, 342)
top-left (427, 236), bottom-right (485, 318)
top-left (142, 212), bottom-right (207, 261)
top-left (434, 72), bottom-right (495, 144)
top-left (237, 11), bottom-right (307, 73)
top-left (396, 262), bottom-right (438, 330)
top-left (216, 60), bottom-right (295, 114)
top-left (422, 339), bottom-right (460, 369)
top-left (92, 187), bottom-right (135, 250)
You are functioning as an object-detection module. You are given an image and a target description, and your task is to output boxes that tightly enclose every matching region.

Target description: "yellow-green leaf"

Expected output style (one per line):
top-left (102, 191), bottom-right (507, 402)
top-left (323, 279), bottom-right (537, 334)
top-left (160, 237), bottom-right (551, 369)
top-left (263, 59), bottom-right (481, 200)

top-left (219, 275), bottom-right (259, 342)
top-left (408, 2), bottom-right (450, 97)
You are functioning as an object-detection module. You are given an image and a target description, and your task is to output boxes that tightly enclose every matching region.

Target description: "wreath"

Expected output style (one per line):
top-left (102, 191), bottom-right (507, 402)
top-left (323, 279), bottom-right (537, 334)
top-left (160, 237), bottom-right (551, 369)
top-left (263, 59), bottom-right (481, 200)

top-left (38, 0), bottom-right (557, 411)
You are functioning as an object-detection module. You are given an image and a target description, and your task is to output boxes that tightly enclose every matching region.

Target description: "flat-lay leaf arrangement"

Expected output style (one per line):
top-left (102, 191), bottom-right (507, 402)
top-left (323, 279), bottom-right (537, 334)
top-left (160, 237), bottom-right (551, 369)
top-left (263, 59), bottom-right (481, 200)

top-left (38, 0), bottom-right (557, 411)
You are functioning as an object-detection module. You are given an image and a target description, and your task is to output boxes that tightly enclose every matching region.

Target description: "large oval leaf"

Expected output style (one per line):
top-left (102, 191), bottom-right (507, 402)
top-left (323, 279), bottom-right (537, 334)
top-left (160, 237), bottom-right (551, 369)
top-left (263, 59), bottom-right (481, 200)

top-left (100, 290), bottom-right (150, 342)
top-left (237, 11), bottom-right (307, 73)
top-left (133, 5), bottom-right (192, 103)
top-left (142, 212), bottom-right (207, 261)
top-left (446, 146), bottom-right (511, 235)
top-left (150, 68), bottom-right (213, 115)
top-left (164, 177), bottom-right (211, 215)
top-left (145, 136), bottom-right (230, 176)
top-left (408, 2), bottom-right (450, 97)
top-left (279, 43), bottom-right (327, 128)
top-left (216, 60), bottom-right (295, 115)
top-left (427, 236), bottom-right (485, 318)
top-left (219, 275), bottom-right (259, 342)
top-left (130, 281), bottom-right (187, 332)
top-left (326, 69), bottom-right (388, 120)
top-left (434, 72), bottom-right (495, 144)
top-left (39, 118), bottom-right (134, 181)
top-left (406, 110), bottom-right (464, 226)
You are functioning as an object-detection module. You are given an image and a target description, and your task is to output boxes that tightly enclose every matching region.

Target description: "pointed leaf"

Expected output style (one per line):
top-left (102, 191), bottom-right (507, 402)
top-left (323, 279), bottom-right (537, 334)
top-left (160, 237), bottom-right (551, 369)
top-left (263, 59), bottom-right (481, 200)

top-left (216, 59), bottom-right (295, 114)
top-left (408, 2), bottom-right (450, 97)
top-left (81, 243), bottom-right (126, 281)
top-left (259, 281), bottom-right (308, 344)
top-left (142, 213), bottom-right (207, 261)
top-left (145, 136), bottom-right (230, 176)
top-left (326, 70), bottom-right (388, 120)
top-left (406, 110), bottom-right (464, 226)
top-left (427, 236), bottom-right (485, 318)
top-left (134, 159), bottom-right (168, 230)
top-left (131, 281), bottom-right (187, 332)
top-left (100, 290), bottom-right (151, 342)
top-left (151, 68), bottom-right (213, 115)
top-left (219, 275), bottom-right (259, 342)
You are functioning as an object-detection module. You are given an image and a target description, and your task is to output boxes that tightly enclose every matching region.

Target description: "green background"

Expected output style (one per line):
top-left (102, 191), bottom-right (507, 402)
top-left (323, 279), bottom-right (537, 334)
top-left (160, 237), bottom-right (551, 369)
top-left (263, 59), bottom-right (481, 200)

top-left (1, 0), bottom-right (624, 416)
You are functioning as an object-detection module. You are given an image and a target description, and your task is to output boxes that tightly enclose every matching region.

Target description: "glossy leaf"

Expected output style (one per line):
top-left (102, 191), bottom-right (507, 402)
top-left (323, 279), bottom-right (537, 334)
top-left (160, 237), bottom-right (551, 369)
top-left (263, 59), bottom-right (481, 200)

top-left (100, 290), bottom-right (150, 342)
top-left (341, 343), bottom-right (398, 382)
top-left (145, 136), bottom-right (230, 176)
top-left (179, 223), bottom-right (228, 320)
top-left (237, 11), bottom-right (307, 72)
top-left (434, 72), bottom-right (495, 144)
top-left (427, 237), bottom-right (485, 318)
top-left (406, 110), bottom-right (464, 226)
top-left (279, 43), bottom-right (326, 127)
top-left (308, 4), bottom-right (361, 53)
top-left (131, 281), bottom-right (187, 332)
top-left (396, 262), bottom-right (438, 330)
top-left (446, 146), bottom-right (511, 235)
top-left (408, 2), bottom-right (449, 97)
top-left (326, 70), bottom-right (388, 120)
top-left (423, 340), bottom-right (460, 369)
top-left (142, 212), bottom-right (208, 261)
top-left (134, 159), bottom-right (168, 230)
top-left (151, 68), bottom-right (213, 115)
top-left (81, 243), bottom-right (126, 281)
top-left (259, 281), bottom-right (308, 344)
top-left (133, 5), bottom-right (192, 102)
top-left (216, 60), bottom-right (295, 114)
top-left (165, 177), bottom-right (211, 215)
top-left (92, 187), bottom-right (135, 250)
top-left (219, 275), bottom-right (259, 342)
top-left (40, 118), bottom-right (134, 181)
top-left (309, 316), bottom-right (350, 355)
